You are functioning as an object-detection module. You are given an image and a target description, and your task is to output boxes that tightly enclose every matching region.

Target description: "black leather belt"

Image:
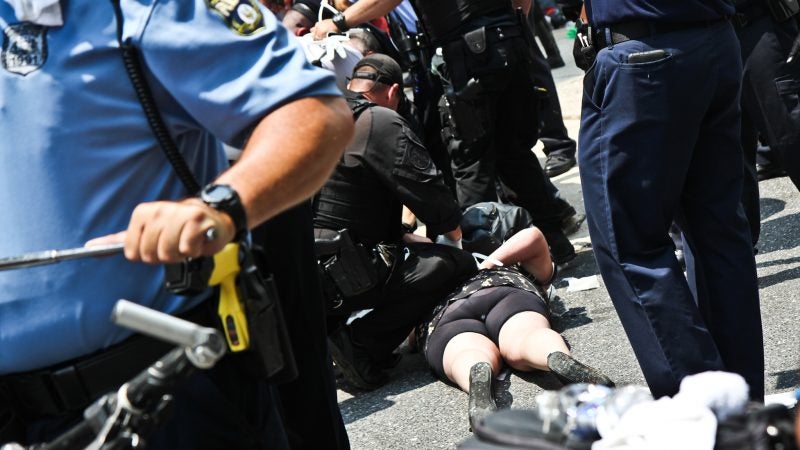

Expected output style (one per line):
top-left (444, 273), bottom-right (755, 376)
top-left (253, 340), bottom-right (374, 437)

top-left (0, 300), bottom-right (214, 418)
top-left (594, 18), bottom-right (727, 47)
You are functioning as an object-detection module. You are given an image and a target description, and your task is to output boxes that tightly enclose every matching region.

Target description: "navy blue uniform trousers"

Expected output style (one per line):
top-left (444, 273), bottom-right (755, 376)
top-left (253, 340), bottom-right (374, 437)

top-left (579, 20), bottom-right (765, 399)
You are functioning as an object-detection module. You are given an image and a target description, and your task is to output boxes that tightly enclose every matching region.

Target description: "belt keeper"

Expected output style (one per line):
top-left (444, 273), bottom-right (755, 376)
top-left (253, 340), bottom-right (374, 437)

top-left (49, 365), bottom-right (89, 412)
top-left (604, 28), bottom-right (613, 48)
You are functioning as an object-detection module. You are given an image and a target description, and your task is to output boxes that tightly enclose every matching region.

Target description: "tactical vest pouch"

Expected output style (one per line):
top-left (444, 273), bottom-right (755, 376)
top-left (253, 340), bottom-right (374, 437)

top-left (316, 229), bottom-right (379, 301)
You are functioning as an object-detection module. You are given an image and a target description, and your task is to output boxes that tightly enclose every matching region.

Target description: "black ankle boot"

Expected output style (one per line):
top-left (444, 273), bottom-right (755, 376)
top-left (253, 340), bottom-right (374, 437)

top-left (468, 362), bottom-right (497, 430)
top-left (328, 326), bottom-right (388, 390)
top-left (546, 351), bottom-right (614, 387)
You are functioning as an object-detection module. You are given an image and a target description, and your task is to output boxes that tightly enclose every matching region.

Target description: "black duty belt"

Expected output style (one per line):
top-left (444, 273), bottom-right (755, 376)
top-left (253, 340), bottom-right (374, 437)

top-left (594, 18), bottom-right (727, 47)
top-left (0, 300), bottom-right (214, 418)
top-left (443, 24), bottom-right (522, 58)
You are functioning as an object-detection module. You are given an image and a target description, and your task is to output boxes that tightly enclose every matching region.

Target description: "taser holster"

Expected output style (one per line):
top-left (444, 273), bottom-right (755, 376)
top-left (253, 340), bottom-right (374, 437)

top-left (164, 242), bottom-right (298, 383)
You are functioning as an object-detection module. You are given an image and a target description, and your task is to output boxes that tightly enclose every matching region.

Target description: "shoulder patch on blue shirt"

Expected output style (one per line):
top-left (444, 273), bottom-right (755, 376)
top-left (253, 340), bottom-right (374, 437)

top-left (206, 0), bottom-right (265, 36)
top-left (2, 23), bottom-right (48, 76)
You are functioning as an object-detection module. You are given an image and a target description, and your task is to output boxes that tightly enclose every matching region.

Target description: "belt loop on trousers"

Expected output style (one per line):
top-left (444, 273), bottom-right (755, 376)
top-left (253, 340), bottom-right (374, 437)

top-left (604, 28), bottom-right (613, 49)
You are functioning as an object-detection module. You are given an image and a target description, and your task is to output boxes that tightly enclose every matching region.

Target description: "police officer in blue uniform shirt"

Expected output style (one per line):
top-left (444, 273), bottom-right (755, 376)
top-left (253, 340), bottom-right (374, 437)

top-left (0, 0), bottom-right (353, 448)
top-left (579, 0), bottom-right (765, 399)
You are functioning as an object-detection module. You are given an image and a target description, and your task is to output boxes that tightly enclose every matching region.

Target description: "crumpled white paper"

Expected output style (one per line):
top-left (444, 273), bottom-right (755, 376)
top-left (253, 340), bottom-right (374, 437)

top-left (564, 275), bottom-right (600, 292)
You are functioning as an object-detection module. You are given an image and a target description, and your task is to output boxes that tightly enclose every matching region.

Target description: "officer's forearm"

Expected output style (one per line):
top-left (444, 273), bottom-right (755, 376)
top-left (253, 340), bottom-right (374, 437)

top-left (216, 96), bottom-right (354, 229)
top-left (341, 0), bottom-right (403, 27)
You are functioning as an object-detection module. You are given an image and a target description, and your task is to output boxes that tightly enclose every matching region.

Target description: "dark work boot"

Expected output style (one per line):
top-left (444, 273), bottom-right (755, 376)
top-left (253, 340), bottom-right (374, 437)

top-left (560, 211), bottom-right (585, 237)
top-left (546, 351), bottom-right (614, 387)
top-left (543, 230), bottom-right (576, 266)
top-left (468, 362), bottom-right (497, 430)
top-left (544, 152), bottom-right (577, 178)
top-left (328, 326), bottom-right (389, 391)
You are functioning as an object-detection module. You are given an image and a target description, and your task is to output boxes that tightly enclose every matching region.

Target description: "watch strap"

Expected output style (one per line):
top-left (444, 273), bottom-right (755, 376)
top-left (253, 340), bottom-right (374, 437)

top-left (332, 12), bottom-right (349, 32)
top-left (201, 184), bottom-right (248, 239)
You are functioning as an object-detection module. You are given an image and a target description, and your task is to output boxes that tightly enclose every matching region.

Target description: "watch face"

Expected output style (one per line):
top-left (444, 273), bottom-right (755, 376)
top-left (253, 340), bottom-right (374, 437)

top-left (203, 184), bottom-right (233, 203)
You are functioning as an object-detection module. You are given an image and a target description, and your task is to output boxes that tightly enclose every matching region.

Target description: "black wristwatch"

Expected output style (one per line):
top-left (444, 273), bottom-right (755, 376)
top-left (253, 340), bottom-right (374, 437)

top-left (200, 183), bottom-right (247, 239)
top-left (332, 12), bottom-right (349, 32)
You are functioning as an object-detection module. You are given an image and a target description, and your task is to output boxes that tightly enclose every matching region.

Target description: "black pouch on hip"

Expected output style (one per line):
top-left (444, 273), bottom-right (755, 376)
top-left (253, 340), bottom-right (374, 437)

top-left (572, 21), bottom-right (597, 71)
top-left (316, 229), bottom-right (379, 299)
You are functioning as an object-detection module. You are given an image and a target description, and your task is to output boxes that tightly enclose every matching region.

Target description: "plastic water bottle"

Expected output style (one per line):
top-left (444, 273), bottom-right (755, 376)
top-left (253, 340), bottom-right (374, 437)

top-left (566, 24), bottom-right (577, 40)
top-left (595, 386), bottom-right (653, 438)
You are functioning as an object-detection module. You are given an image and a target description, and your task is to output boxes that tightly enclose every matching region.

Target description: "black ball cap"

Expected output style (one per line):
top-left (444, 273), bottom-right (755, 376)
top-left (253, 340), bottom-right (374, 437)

top-left (351, 53), bottom-right (403, 89)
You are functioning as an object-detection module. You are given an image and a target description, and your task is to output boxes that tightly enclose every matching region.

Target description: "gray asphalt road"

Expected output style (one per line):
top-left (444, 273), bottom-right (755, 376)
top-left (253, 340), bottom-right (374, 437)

top-left (337, 26), bottom-right (800, 450)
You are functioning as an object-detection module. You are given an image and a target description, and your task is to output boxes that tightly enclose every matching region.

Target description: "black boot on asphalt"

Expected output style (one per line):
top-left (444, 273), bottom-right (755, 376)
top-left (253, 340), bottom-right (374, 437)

top-left (468, 362), bottom-right (497, 431)
top-left (560, 211), bottom-right (585, 237)
top-left (543, 230), bottom-right (576, 266)
top-left (544, 152), bottom-right (576, 178)
top-left (546, 351), bottom-right (615, 387)
top-left (328, 326), bottom-right (389, 391)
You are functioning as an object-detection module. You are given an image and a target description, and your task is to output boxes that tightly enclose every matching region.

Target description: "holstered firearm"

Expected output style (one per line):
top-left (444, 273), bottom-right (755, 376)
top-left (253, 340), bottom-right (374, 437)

top-left (314, 230), bottom-right (379, 310)
top-left (441, 76), bottom-right (487, 144)
top-left (386, 12), bottom-right (420, 71)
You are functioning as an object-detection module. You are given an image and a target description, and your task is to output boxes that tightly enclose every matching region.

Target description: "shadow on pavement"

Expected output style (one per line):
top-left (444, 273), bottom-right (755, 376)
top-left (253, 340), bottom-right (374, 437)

top-left (556, 245), bottom-right (598, 280)
top-left (770, 368), bottom-right (800, 390)
top-left (337, 352), bottom-right (438, 424)
top-left (515, 370), bottom-right (564, 392)
top-left (757, 212), bottom-right (800, 254)
top-left (760, 197), bottom-right (786, 221)
top-left (757, 259), bottom-right (800, 289)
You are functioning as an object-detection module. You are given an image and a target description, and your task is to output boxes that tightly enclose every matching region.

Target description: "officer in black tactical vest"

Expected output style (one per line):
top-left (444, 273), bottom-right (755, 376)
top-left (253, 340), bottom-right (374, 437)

top-left (311, 0), bottom-right (580, 264)
top-left (313, 54), bottom-right (478, 390)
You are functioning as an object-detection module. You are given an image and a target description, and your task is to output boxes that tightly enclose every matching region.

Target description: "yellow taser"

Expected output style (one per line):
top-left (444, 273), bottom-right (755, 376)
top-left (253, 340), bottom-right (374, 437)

top-left (208, 243), bottom-right (249, 352)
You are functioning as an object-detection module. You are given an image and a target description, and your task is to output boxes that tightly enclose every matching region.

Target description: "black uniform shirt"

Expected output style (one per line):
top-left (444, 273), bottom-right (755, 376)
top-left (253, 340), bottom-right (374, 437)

top-left (314, 100), bottom-right (461, 247)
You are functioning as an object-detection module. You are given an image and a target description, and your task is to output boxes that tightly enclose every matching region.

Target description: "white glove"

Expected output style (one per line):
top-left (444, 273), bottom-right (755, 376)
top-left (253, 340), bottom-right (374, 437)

top-left (435, 234), bottom-right (462, 249)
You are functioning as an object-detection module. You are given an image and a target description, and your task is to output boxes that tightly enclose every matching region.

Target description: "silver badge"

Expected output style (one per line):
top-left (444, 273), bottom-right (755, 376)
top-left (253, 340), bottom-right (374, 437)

top-left (2, 23), bottom-right (48, 76)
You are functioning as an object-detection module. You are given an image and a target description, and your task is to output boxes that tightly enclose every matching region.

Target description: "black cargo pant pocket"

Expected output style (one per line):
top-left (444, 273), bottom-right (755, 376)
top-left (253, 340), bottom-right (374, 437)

top-left (776, 74), bottom-right (800, 121)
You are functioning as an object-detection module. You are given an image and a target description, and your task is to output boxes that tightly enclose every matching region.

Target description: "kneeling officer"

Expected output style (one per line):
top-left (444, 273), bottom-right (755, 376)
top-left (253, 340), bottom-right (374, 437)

top-left (314, 54), bottom-right (478, 390)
